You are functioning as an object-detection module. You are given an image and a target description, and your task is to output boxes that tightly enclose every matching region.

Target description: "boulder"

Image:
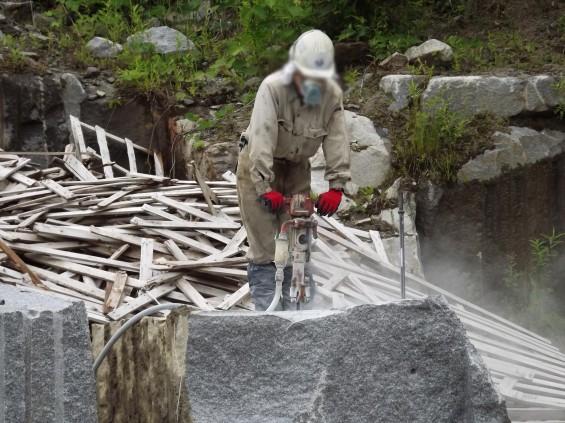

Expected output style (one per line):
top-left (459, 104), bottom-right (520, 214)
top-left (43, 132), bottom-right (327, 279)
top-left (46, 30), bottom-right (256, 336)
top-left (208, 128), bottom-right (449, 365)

top-left (61, 73), bottom-right (86, 120)
top-left (86, 37), bottom-right (123, 58)
top-left (0, 284), bottom-right (97, 422)
top-left (310, 111), bottom-right (391, 190)
top-left (378, 52), bottom-right (408, 71)
top-left (380, 74), bottom-right (427, 111)
top-left (422, 75), bottom-right (563, 117)
top-left (404, 39), bottom-right (454, 66)
top-left (457, 127), bottom-right (565, 183)
top-left (126, 26), bottom-right (196, 54)
top-left (93, 298), bottom-right (510, 422)
top-left (377, 192), bottom-right (417, 235)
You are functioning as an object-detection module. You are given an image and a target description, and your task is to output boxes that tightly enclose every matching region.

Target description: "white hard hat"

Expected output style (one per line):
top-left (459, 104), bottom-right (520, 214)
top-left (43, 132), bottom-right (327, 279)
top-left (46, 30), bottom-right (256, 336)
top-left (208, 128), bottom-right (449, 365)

top-left (289, 29), bottom-right (336, 79)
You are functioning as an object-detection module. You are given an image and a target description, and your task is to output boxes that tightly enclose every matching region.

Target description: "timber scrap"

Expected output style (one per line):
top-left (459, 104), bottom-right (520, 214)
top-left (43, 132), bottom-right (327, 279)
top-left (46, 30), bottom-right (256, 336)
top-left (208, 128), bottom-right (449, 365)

top-left (0, 116), bottom-right (563, 422)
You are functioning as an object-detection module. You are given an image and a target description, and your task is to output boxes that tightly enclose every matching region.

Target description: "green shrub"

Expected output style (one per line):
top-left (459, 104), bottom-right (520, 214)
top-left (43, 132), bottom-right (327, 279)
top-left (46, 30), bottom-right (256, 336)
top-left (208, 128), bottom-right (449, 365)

top-left (395, 86), bottom-right (471, 182)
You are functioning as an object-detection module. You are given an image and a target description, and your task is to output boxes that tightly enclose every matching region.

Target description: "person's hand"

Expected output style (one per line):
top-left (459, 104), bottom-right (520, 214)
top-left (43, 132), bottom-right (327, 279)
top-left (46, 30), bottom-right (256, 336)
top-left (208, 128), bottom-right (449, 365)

top-left (260, 191), bottom-right (284, 213)
top-left (315, 189), bottom-right (343, 217)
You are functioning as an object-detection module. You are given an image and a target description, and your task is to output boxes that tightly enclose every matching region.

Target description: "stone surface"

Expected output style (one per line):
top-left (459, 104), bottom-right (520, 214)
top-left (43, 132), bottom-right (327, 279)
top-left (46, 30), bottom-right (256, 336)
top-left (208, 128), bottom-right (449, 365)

top-left (415, 179), bottom-right (444, 237)
top-left (126, 26), bottom-right (196, 54)
top-left (377, 192), bottom-right (418, 235)
top-left (94, 298), bottom-right (509, 423)
top-left (187, 298), bottom-right (509, 422)
top-left (0, 284), bottom-right (97, 422)
top-left (378, 52), bottom-right (408, 70)
top-left (457, 127), bottom-right (565, 183)
top-left (404, 39), bottom-right (454, 66)
top-left (379, 74), bottom-right (427, 111)
top-left (310, 111), bottom-right (391, 190)
top-left (422, 75), bottom-right (563, 117)
top-left (86, 37), bottom-right (123, 58)
top-left (61, 72), bottom-right (86, 137)
top-left (382, 234), bottom-right (424, 277)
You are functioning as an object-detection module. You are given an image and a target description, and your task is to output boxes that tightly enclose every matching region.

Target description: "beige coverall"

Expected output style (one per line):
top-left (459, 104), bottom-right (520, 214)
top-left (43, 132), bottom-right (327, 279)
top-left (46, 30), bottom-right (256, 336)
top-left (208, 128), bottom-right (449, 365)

top-left (237, 69), bottom-right (351, 264)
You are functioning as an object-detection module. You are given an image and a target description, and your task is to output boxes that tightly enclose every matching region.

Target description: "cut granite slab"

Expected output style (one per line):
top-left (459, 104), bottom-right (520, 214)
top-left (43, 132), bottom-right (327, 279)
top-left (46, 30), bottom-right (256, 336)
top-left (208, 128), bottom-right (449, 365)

top-left (186, 296), bottom-right (509, 423)
top-left (0, 284), bottom-right (97, 423)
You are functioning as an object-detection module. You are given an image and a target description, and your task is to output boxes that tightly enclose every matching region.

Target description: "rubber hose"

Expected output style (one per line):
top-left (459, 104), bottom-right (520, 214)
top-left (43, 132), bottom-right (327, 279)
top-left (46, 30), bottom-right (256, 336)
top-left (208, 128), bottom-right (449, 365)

top-left (265, 274), bottom-right (284, 311)
top-left (92, 303), bottom-right (183, 373)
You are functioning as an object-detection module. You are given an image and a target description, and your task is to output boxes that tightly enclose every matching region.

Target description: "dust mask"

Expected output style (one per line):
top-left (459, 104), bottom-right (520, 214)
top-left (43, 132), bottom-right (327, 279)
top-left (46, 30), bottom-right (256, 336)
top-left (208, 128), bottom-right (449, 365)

top-left (301, 79), bottom-right (322, 105)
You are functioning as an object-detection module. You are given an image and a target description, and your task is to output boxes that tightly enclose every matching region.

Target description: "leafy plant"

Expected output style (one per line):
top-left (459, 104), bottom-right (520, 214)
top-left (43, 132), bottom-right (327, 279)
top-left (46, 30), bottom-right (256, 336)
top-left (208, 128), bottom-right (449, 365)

top-left (395, 90), bottom-right (471, 182)
top-left (501, 229), bottom-right (565, 338)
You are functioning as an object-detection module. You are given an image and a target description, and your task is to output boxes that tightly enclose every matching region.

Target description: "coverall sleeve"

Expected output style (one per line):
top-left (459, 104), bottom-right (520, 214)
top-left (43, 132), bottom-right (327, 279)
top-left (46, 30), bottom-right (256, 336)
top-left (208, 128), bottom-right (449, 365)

top-left (322, 109), bottom-right (351, 190)
top-left (248, 80), bottom-right (279, 196)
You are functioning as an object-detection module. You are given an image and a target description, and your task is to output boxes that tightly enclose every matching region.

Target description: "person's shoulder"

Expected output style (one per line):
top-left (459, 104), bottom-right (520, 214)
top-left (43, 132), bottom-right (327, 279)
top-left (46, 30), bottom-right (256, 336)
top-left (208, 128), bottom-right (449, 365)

top-left (259, 70), bottom-right (286, 90)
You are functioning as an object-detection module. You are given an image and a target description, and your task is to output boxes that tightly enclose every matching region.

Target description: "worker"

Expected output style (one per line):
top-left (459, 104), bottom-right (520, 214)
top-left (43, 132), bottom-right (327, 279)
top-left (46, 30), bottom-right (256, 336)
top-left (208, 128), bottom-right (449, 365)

top-left (236, 29), bottom-right (351, 311)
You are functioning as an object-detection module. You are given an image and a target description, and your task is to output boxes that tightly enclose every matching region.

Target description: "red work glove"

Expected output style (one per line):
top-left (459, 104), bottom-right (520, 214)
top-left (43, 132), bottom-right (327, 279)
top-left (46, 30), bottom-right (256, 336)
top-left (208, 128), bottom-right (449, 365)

top-left (260, 190), bottom-right (284, 213)
top-left (316, 189), bottom-right (343, 217)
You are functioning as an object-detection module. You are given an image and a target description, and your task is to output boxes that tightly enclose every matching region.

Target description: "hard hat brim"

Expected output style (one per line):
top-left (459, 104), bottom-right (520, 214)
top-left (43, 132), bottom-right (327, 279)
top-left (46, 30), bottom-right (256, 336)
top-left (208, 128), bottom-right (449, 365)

top-left (294, 61), bottom-right (336, 79)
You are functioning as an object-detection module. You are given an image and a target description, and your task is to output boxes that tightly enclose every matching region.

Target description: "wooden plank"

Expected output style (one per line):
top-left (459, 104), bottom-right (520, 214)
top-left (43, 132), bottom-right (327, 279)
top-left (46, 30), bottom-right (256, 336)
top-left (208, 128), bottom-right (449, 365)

top-left (94, 125), bottom-right (115, 179)
top-left (192, 160), bottom-right (218, 215)
top-left (216, 283), bottom-right (250, 310)
top-left (41, 178), bottom-right (75, 200)
top-left (107, 283), bottom-right (177, 320)
top-left (69, 115), bottom-right (87, 156)
top-left (152, 194), bottom-right (222, 222)
top-left (0, 237), bottom-right (46, 289)
top-left (0, 158), bottom-right (31, 182)
top-left (148, 228), bottom-right (220, 255)
top-left (153, 256), bottom-right (247, 270)
top-left (79, 120), bottom-right (149, 153)
top-left (26, 265), bottom-right (106, 300)
top-left (164, 239), bottom-right (215, 311)
top-left (222, 226), bottom-right (248, 252)
top-left (63, 155), bottom-right (98, 182)
top-left (131, 217), bottom-right (240, 230)
top-left (369, 230), bottom-right (391, 264)
top-left (8, 242), bottom-right (139, 271)
top-left (9, 171), bottom-right (36, 187)
top-left (139, 238), bottom-right (154, 282)
top-left (89, 189), bottom-right (132, 210)
top-left (124, 138), bottom-right (138, 173)
top-left (17, 211), bottom-right (46, 229)
top-left (104, 270), bottom-right (128, 312)
top-left (28, 255), bottom-right (143, 289)
top-left (153, 151), bottom-right (164, 177)
top-left (90, 226), bottom-right (170, 254)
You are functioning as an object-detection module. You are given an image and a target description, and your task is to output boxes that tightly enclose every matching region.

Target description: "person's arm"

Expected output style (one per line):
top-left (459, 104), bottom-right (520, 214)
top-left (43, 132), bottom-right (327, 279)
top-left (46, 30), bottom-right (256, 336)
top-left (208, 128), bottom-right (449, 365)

top-left (248, 80), bottom-right (279, 196)
top-left (322, 107), bottom-right (351, 190)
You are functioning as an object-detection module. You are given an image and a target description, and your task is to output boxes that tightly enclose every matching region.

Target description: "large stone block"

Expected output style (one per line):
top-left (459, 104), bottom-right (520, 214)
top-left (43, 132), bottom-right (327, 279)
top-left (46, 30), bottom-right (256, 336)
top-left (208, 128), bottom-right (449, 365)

top-left (0, 284), bottom-right (97, 423)
top-left (458, 127), bottom-right (565, 182)
top-left (310, 111), bottom-right (391, 190)
top-left (422, 75), bottom-right (563, 117)
top-left (94, 298), bottom-right (510, 423)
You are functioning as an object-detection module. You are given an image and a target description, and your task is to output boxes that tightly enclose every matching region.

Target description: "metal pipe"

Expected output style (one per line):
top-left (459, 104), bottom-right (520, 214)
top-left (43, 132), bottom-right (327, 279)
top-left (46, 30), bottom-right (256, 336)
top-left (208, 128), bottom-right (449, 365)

top-left (398, 191), bottom-right (406, 299)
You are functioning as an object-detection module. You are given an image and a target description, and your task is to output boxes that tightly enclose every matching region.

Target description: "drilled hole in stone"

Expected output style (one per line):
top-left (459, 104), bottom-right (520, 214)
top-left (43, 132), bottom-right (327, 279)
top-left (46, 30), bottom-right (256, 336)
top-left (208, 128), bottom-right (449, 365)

top-left (410, 368), bottom-right (417, 374)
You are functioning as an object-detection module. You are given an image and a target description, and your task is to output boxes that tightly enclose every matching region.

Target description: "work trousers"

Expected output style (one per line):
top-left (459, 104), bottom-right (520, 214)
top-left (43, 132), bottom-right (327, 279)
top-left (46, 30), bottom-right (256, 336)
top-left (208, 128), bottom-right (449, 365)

top-left (236, 146), bottom-right (316, 310)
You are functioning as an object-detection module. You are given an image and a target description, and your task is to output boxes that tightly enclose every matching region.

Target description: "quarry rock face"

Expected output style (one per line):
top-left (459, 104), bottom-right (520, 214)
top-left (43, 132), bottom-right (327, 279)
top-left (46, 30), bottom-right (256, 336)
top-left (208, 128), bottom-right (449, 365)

top-left (187, 296), bottom-right (508, 422)
top-left (94, 297), bottom-right (510, 423)
top-left (0, 284), bottom-right (98, 423)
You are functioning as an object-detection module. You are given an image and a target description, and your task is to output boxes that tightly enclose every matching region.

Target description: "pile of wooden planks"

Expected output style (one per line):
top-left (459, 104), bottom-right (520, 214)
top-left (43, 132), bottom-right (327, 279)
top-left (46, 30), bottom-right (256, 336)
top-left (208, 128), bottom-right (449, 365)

top-left (0, 116), bottom-right (564, 420)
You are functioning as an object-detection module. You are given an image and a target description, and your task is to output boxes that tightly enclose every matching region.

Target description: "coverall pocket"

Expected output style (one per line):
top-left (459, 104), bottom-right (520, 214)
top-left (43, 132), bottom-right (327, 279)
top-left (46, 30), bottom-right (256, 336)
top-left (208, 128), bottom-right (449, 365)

top-left (274, 119), bottom-right (294, 157)
top-left (301, 126), bottom-right (328, 157)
